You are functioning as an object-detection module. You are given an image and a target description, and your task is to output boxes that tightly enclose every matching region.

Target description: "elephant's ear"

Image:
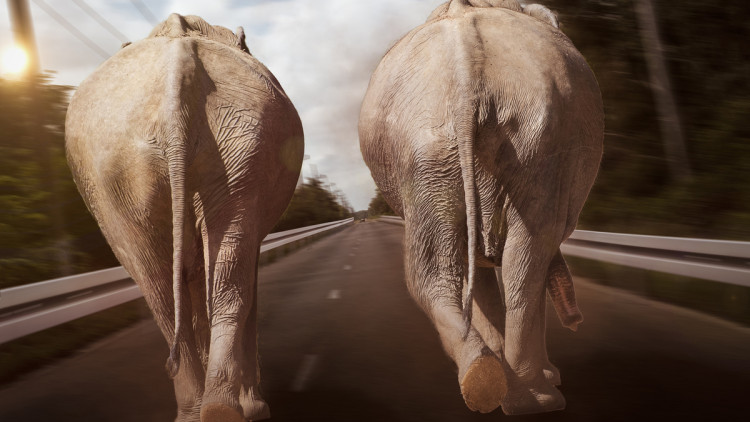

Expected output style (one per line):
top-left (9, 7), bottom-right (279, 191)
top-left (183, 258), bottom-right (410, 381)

top-left (522, 4), bottom-right (559, 29)
top-left (236, 26), bottom-right (251, 54)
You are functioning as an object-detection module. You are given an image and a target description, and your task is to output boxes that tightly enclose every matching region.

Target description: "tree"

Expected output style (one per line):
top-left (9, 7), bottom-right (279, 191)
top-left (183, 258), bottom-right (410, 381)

top-left (543, 0), bottom-right (750, 239)
top-left (0, 74), bottom-right (118, 288)
top-left (634, 0), bottom-right (691, 181)
top-left (272, 177), bottom-right (352, 232)
top-left (367, 188), bottom-right (395, 217)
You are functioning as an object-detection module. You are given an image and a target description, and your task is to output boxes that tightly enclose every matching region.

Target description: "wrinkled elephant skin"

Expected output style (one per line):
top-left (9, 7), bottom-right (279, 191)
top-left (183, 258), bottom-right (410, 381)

top-left (359, 0), bottom-right (603, 415)
top-left (65, 14), bottom-right (303, 422)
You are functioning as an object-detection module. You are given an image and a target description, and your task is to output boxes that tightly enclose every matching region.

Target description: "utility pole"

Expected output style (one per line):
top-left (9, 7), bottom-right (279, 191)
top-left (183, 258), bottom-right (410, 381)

top-left (634, 0), bottom-right (692, 182)
top-left (7, 0), bottom-right (73, 275)
top-left (7, 0), bottom-right (39, 77)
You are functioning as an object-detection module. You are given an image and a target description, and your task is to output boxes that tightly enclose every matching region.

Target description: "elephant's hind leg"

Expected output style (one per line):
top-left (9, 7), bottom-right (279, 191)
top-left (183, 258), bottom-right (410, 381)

top-left (470, 266), bottom-right (506, 356)
top-left (239, 265), bottom-right (270, 421)
top-left (499, 223), bottom-right (565, 415)
top-left (403, 219), bottom-right (507, 413)
top-left (200, 220), bottom-right (257, 422)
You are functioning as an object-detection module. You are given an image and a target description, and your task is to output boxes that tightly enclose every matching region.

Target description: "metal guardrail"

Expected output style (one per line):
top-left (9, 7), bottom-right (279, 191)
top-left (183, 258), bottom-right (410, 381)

top-left (376, 216), bottom-right (750, 288)
top-left (3, 216), bottom-right (747, 344)
top-left (0, 218), bottom-right (353, 344)
top-left (378, 215), bottom-right (402, 220)
top-left (562, 230), bottom-right (750, 288)
top-left (378, 215), bottom-right (404, 224)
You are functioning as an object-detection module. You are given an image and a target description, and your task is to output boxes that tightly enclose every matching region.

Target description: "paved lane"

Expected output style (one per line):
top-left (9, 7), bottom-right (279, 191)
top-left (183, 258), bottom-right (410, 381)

top-left (1, 221), bottom-right (749, 421)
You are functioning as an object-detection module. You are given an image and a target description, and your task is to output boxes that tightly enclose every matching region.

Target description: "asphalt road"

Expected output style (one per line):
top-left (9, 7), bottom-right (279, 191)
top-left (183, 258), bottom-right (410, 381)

top-left (1, 221), bottom-right (749, 421)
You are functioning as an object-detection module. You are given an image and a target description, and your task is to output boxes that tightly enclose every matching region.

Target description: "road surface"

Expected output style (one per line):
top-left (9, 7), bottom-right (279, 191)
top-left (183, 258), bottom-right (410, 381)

top-left (1, 221), bottom-right (749, 421)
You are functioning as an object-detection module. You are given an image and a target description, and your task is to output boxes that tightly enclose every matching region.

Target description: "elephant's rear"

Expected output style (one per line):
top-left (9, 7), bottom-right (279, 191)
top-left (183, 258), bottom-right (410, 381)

top-left (67, 17), bottom-right (302, 421)
top-left (359, 1), bottom-right (603, 415)
top-left (472, 7), bottom-right (604, 239)
top-left (67, 35), bottom-right (302, 265)
top-left (361, 4), bottom-right (603, 241)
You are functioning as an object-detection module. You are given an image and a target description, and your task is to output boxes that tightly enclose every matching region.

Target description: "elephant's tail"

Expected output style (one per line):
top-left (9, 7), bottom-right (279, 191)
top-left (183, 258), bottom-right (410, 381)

top-left (450, 0), bottom-right (481, 338)
top-left (163, 39), bottom-right (199, 378)
top-left (458, 115), bottom-right (478, 340)
top-left (458, 127), bottom-right (477, 337)
top-left (547, 250), bottom-right (584, 331)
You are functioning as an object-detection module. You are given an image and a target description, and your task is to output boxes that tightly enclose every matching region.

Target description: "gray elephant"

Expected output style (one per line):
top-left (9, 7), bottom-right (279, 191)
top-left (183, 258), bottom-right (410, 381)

top-left (359, 0), bottom-right (603, 415)
top-left (65, 14), bottom-right (303, 422)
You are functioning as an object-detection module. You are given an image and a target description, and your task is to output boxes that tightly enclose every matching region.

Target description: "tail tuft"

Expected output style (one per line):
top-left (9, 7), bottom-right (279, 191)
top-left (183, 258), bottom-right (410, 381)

top-left (165, 345), bottom-right (180, 378)
top-left (462, 289), bottom-right (473, 340)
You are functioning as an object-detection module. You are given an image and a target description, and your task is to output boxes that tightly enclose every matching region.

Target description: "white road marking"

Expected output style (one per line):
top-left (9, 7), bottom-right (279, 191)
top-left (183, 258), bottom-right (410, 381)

top-left (290, 354), bottom-right (319, 392)
top-left (327, 289), bottom-right (341, 300)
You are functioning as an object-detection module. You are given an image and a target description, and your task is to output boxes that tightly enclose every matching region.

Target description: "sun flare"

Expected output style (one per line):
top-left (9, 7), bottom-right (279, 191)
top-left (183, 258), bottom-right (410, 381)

top-left (1, 45), bottom-right (29, 75)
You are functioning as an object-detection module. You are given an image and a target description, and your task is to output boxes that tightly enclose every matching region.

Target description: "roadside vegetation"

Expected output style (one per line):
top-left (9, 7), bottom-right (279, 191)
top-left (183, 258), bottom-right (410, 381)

top-left (544, 0), bottom-right (750, 325)
top-left (545, 0), bottom-right (749, 240)
top-left (273, 177), bottom-right (352, 232)
top-left (366, 188), bottom-right (395, 217)
top-left (0, 75), bottom-right (118, 289)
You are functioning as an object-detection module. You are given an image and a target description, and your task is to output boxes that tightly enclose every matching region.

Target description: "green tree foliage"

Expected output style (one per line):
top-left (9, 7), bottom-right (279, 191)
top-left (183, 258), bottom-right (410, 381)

top-left (272, 177), bottom-right (352, 232)
top-left (544, 0), bottom-right (750, 239)
top-left (367, 188), bottom-right (395, 217)
top-left (0, 75), bottom-right (117, 288)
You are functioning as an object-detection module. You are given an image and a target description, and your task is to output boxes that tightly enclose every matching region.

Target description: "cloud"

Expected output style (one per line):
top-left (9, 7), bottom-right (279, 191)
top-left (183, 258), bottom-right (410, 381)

top-left (229, 0), bottom-right (444, 210)
top-left (2, 0), bottom-right (445, 210)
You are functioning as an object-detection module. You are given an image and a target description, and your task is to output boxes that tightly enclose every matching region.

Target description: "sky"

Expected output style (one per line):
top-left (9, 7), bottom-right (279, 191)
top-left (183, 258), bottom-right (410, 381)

top-left (0, 0), bottom-right (446, 211)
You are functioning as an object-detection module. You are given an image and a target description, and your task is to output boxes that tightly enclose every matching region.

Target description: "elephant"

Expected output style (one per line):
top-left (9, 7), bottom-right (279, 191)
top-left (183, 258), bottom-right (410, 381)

top-left (65, 14), bottom-right (303, 422)
top-left (359, 0), bottom-right (603, 415)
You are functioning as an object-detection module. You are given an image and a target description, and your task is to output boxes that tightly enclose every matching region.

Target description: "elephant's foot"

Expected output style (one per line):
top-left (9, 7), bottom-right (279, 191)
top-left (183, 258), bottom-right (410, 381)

top-left (543, 363), bottom-right (561, 386)
top-left (501, 380), bottom-right (565, 415)
top-left (240, 387), bottom-right (271, 421)
top-left (200, 402), bottom-right (245, 422)
top-left (175, 405), bottom-right (201, 422)
top-left (460, 354), bottom-right (508, 413)
top-left (245, 401), bottom-right (270, 421)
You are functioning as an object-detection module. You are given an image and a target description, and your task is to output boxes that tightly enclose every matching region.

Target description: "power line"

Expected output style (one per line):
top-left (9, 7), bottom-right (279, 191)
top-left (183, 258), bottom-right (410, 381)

top-left (31, 0), bottom-right (110, 60)
top-left (129, 0), bottom-right (158, 26)
top-left (71, 0), bottom-right (129, 44)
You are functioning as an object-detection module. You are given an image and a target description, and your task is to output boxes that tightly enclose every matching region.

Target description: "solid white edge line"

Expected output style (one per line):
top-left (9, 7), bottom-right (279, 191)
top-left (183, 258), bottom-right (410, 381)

top-left (290, 354), bottom-right (319, 392)
top-left (260, 219), bottom-right (352, 253)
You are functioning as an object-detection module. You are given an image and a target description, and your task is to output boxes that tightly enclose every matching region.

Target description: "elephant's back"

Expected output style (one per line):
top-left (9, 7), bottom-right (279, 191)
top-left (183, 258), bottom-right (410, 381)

top-left (360, 7), bottom-right (602, 183)
top-left (66, 36), bottom-right (303, 244)
top-left (361, 6), bottom-right (602, 139)
top-left (67, 36), bottom-right (296, 159)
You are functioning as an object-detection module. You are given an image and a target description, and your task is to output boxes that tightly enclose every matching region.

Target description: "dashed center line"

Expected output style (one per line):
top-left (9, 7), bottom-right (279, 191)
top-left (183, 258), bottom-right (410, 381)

top-left (327, 289), bottom-right (341, 300)
top-left (290, 354), bottom-right (319, 392)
